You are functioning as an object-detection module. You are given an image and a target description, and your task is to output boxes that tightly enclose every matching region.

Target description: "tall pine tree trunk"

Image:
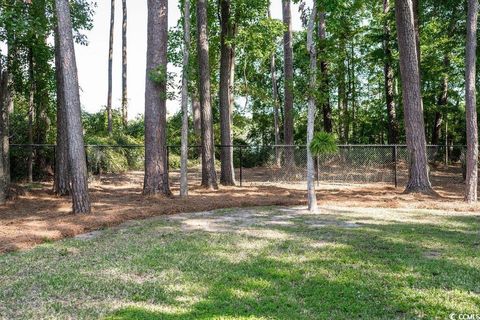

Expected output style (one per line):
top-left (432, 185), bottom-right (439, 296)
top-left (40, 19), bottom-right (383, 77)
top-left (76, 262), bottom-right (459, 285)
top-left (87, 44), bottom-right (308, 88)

top-left (282, 0), bottom-right (294, 167)
top-left (197, 0), bottom-right (217, 189)
top-left (192, 95), bottom-right (201, 137)
top-left (121, 0), bottom-right (128, 127)
top-left (306, 2), bottom-right (317, 212)
top-left (143, 0), bottom-right (171, 196)
top-left (318, 11), bottom-right (332, 133)
top-left (107, 0), bottom-right (115, 134)
top-left (219, 0), bottom-right (235, 186)
top-left (54, 28), bottom-right (70, 196)
top-left (180, 0), bottom-right (190, 197)
top-left (0, 61), bottom-right (11, 204)
top-left (383, 0), bottom-right (397, 144)
top-left (465, 0), bottom-right (478, 203)
top-left (55, 0), bottom-right (91, 213)
top-left (412, 0), bottom-right (420, 73)
top-left (395, 0), bottom-right (432, 194)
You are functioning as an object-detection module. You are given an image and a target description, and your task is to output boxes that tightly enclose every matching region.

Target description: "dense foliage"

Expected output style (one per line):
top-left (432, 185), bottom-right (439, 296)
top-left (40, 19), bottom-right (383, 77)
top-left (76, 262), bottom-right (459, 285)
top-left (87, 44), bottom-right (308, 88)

top-left (1, 0), bottom-right (477, 178)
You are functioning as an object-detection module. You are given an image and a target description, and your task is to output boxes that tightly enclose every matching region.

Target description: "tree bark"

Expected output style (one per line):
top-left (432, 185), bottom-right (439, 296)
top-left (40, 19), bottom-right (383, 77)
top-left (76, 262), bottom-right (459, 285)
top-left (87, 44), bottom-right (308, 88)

top-left (412, 0), bottom-right (420, 73)
top-left (121, 0), bottom-right (128, 127)
top-left (349, 43), bottom-right (357, 138)
top-left (143, 0), bottom-right (171, 196)
top-left (270, 45), bottom-right (281, 167)
top-left (338, 40), bottom-right (348, 143)
top-left (180, 0), bottom-right (190, 197)
top-left (107, 0), bottom-right (115, 134)
top-left (318, 11), bottom-right (332, 133)
top-left (192, 95), bottom-right (201, 137)
top-left (306, 2), bottom-right (317, 212)
top-left (219, 0), bottom-right (236, 186)
top-left (465, 0), bottom-right (478, 203)
top-left (0, 62), bottom-right (11, 204)
top-left (55, 0), bottom-right (91, 213)
top-left (431, 56), bottom-right (449, 146)
top-left (282, 0), bottom-right (294, 167)
top-left (395, 0), bottom-right (433, 194)
top-left (27, 48), bottom-right (35, 183)
top-left (197, 0), bottom-right (218, 189)
top-left (268, 5), bottom-right (281, 166)
top-left (383, 0), bottom-right (397, 144)
top-left (54, 28), bottom-right (70, 196)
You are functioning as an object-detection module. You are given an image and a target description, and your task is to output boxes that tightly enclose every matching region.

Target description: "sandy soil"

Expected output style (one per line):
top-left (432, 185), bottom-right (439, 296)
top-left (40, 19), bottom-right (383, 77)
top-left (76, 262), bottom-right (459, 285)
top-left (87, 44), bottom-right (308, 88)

top-left (0, 170), bottom-right (477, 254)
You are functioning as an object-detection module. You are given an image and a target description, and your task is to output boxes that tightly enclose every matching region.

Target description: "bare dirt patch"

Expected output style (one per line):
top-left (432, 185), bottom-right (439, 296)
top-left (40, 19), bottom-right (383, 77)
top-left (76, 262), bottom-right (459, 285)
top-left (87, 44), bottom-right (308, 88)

top-left (0, 170), bottom-right (477, 254)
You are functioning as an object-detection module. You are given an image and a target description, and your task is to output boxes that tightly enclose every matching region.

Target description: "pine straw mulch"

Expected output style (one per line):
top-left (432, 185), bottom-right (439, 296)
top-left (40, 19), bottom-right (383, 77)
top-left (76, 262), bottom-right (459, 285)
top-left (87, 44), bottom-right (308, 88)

top-left (0, 171), bottom-right (478, 254)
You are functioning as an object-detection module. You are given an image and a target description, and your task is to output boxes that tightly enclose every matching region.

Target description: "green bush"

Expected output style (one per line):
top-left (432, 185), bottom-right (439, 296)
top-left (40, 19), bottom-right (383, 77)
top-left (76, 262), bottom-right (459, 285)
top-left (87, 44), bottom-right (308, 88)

top-left (84, 135), bottom-right (143, 174)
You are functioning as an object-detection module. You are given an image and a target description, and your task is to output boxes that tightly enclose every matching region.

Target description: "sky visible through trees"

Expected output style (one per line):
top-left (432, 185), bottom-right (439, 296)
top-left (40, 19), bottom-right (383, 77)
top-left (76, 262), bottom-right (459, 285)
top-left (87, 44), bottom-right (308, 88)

top-left (75, 0), bottom-right (306, 118)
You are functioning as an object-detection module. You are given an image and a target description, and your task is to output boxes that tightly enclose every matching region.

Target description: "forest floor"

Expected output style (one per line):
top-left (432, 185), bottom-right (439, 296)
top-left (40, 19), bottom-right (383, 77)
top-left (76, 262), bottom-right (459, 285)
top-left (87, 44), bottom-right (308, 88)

top-left (0, 205), bottom-right (478, 319)
top-left (0, 170), bottom-right (478, 254)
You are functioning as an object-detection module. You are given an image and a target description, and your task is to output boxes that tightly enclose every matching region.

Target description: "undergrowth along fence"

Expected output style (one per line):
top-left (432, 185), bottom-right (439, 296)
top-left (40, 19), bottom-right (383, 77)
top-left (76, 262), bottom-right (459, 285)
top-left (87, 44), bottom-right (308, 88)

top-left (9, 144), bottom-right (465, 188)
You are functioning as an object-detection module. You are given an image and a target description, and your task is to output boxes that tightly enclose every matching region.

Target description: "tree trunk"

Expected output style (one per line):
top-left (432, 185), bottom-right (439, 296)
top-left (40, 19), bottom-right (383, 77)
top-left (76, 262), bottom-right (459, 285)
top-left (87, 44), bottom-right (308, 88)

top-left (338, 42), bottom-right (348, 143)
top-left (107, 0), bottom-right (115, 134)
top-left (121, 0), bottom-right (128, 127)
top-left (412, 0), bottom-right (420, 74)
top-left (219, 0), bottom-right (235, 186)
top-left (197, 0), bottom-right (217, 189)
top-left (0, 62), bottom-right (11, 204)
top-left (395, 0), bottom-right (432, 194)
top-left (55, 0), bottom-right (91, 213)
top-left (54, 28), bottom-right (70, 196)
top-left (431, 56), bottom-right (449, 146)
top-left (268, 5), bottom-right (281, 167)
top-left (282, 0), bottom-right (294, 167)
top-left (383, 0), bottom-right (397, 144)
top-left (180, 0), bottom-right (190, 197)
top-left (27, 48), bottom-right (35, 183)
top-left (143, 0), bottom-right (171, 196)
top-left (306, 2), bottom-right (317, 212)
top-left (270, 46), bottom-right (281, 167)
top-left (192, 95), bottom-right (201, 137)
top-left (318, 11), bottom-right (332, 133)
top-left (465, 0), bottom-right (478, 203)
top-left (349, 43), bottom-right (357, 138)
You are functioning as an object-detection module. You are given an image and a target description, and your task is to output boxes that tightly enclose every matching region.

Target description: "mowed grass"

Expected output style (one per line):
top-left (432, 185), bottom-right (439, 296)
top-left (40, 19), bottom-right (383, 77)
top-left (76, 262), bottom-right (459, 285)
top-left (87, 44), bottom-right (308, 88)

top-left (0, 206), bottom-right (479, 319)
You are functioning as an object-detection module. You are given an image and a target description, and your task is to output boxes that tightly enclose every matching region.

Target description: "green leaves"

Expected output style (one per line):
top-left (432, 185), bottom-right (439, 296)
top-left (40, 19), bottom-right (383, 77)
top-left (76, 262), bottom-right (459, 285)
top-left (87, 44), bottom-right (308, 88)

top-left (148, 65), bottom-right (168, 85)
top-left (309, 131), bottom-right (338, 156)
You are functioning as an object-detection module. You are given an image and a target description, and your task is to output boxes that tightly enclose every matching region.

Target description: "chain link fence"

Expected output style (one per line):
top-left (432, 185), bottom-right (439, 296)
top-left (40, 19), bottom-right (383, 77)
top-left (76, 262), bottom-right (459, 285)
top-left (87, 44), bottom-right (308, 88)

top-left (9, 144), bottom-right (466, 190)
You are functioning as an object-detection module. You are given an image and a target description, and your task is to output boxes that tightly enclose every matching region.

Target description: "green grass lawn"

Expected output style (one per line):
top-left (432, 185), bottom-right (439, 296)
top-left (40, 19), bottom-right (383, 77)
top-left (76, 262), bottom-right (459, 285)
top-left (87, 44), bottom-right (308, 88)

top-left (0, 206), bottom-right (479, 319)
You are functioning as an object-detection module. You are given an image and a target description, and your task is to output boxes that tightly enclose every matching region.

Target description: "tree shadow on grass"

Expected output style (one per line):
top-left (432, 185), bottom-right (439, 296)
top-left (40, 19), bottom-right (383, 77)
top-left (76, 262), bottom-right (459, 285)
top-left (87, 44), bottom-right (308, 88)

top-left (103, 213), bottom-right (479, 319)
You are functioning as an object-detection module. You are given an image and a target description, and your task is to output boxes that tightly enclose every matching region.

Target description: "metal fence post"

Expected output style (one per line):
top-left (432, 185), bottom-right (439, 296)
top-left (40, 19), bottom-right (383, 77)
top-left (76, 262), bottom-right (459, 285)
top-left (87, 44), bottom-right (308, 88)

top-left (239, 146), bottom-right (243, 187)
top-left (393, 145), bottom-right (398, 188)
top-left (316, 156), bottom-right (320, 187)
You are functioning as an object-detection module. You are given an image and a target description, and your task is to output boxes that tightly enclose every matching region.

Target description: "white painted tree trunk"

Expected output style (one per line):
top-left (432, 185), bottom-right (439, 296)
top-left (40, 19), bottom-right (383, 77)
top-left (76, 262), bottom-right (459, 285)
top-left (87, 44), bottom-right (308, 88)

top-left (180, 0), bottom-right (190, 197)
top-left (306, 1), bottom-right (317, 212)
top-left (465, 0), bottom-right (478, 203)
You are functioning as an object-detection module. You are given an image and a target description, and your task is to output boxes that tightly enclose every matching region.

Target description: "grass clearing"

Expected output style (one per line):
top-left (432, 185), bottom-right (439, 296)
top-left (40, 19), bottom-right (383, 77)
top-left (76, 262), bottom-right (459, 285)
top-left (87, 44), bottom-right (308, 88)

top-left (0, 206), bottom-right (479, 319)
